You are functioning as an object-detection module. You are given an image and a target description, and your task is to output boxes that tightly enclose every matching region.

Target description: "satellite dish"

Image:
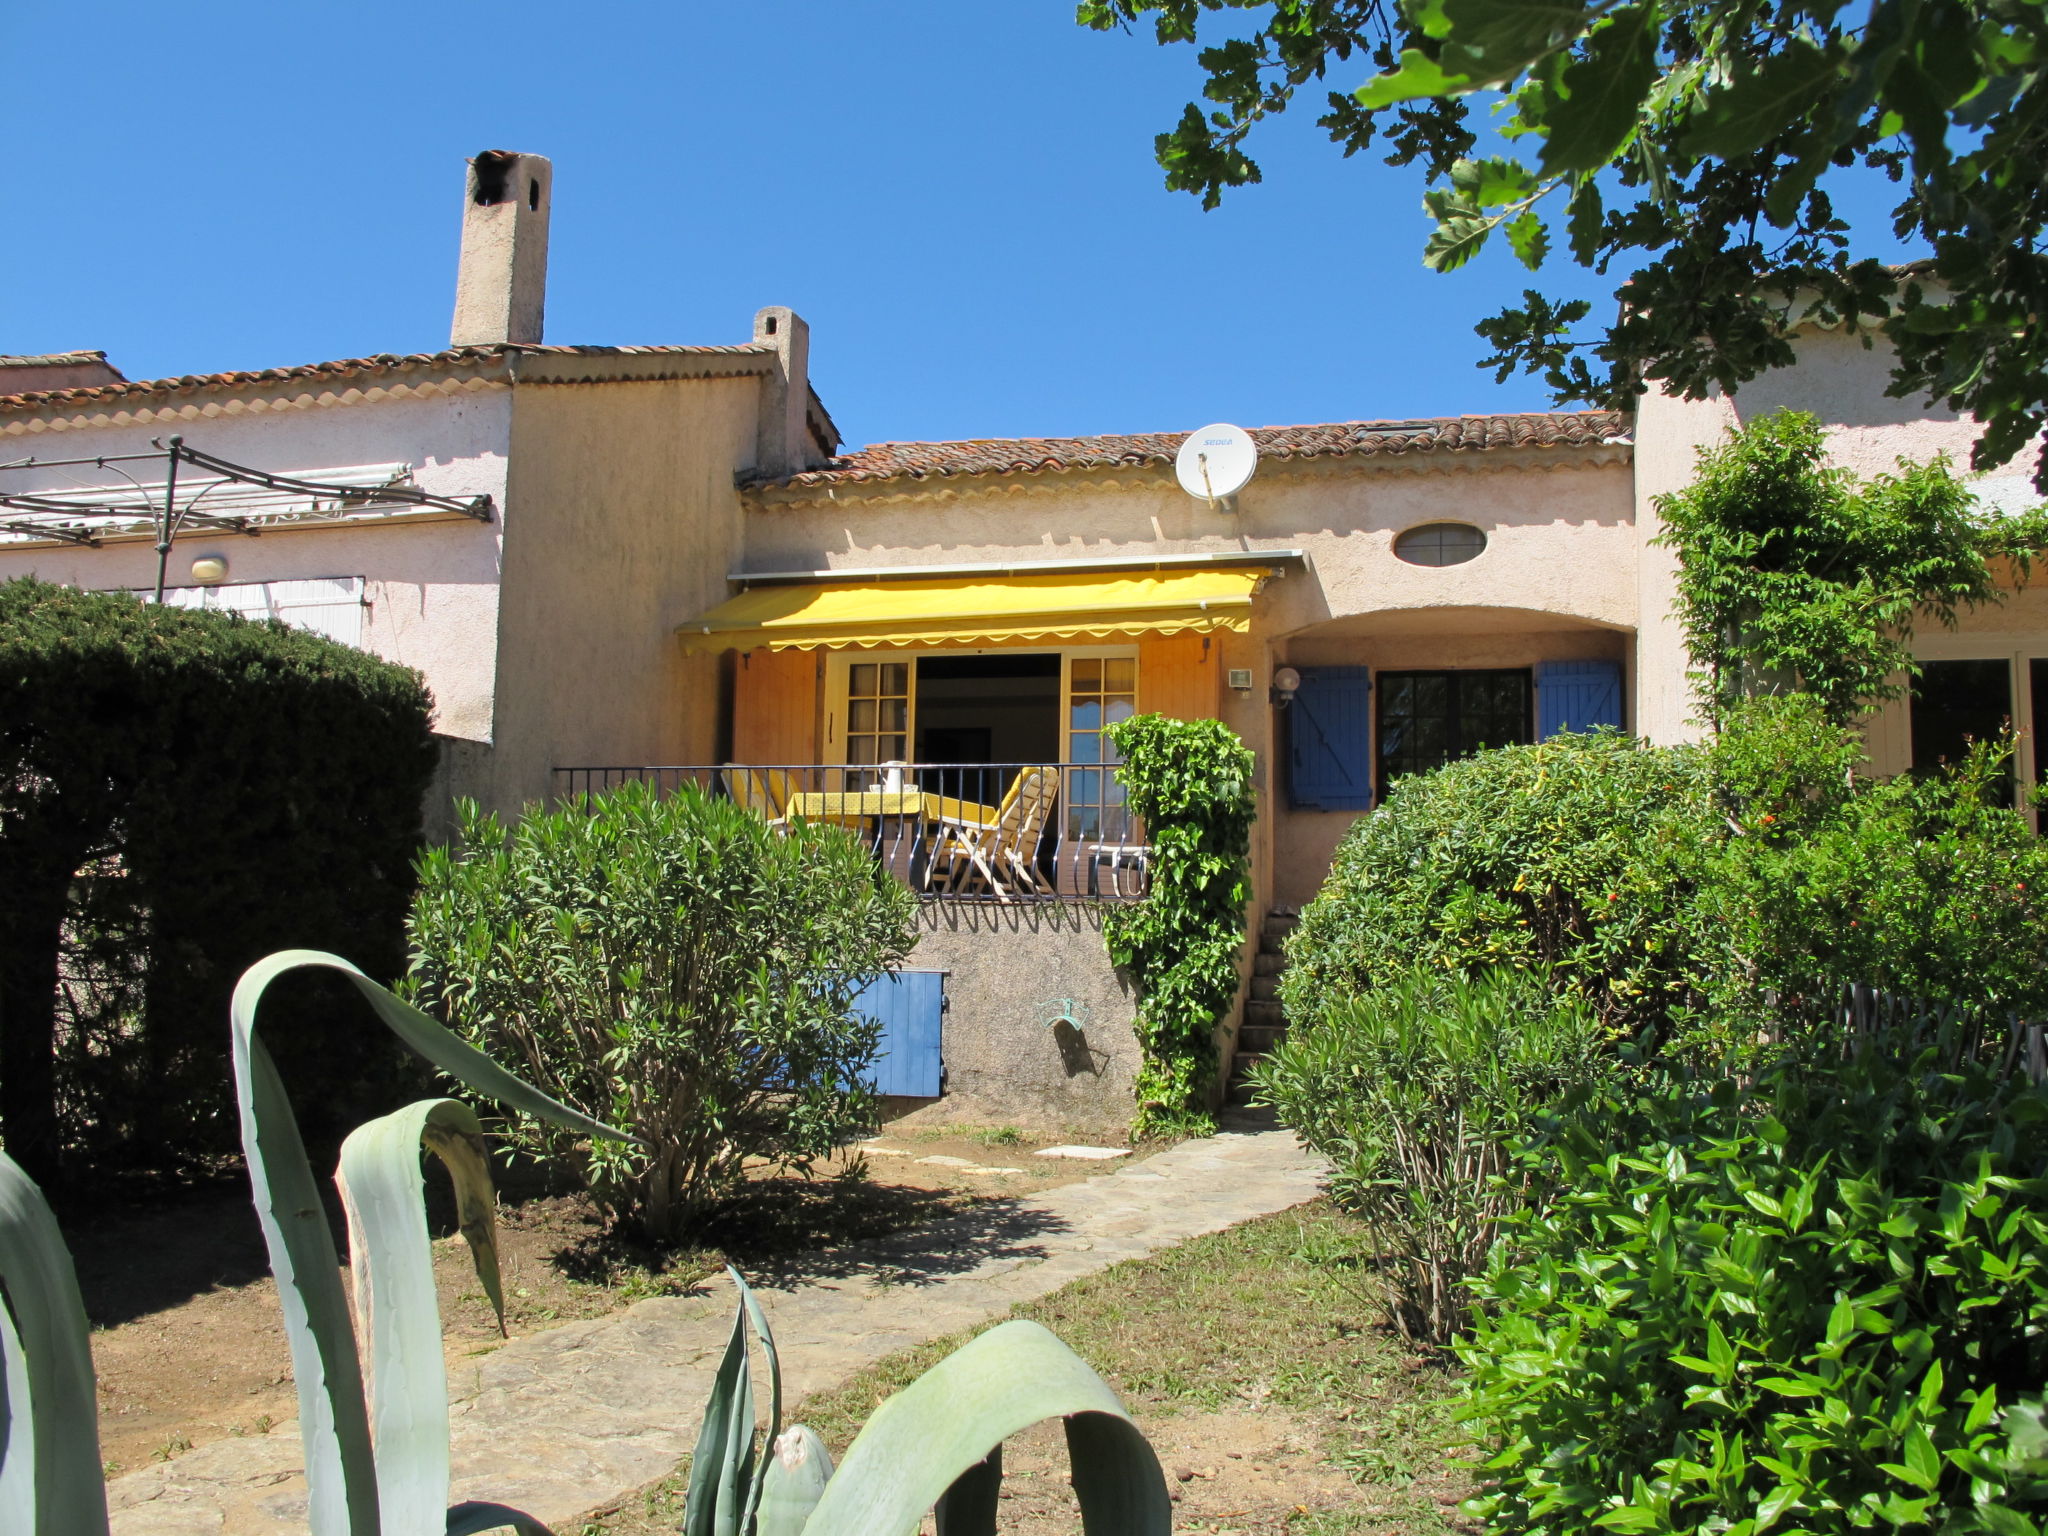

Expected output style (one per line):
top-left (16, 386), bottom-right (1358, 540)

top-left (1175, 423), bottom-right (1258, 507)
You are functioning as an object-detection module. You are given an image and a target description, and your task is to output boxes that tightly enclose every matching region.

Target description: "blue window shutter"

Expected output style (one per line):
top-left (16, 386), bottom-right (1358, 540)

top-left (852, 970), bottom-right (945, 1097)
top-left (1289, 666), bottom-right (1374, 810)
top-left (1536, 660), bottom-right (1625, 738)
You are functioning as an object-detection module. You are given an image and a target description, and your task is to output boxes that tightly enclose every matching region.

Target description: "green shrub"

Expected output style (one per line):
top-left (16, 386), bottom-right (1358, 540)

top-left (1252, 966), bottom-right (1617, 1344)
top-left (1281, 731), bottom-right (1713, 1040)
top-left (1101, 713), bottom-right (1257, 1137)
top-left (1685, 697), bottom-right (2048, 1045)
top-left (0, 577), bottom-right (436, 1183)
top-left (1461, 1038), bottom-right (2048, 1536)
top-left (405, 783), bottom-right (919, 1241)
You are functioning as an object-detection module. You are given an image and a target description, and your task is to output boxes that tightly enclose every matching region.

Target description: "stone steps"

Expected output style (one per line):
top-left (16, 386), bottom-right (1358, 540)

top-left (1229, 907), bottom-right (1299, 1108)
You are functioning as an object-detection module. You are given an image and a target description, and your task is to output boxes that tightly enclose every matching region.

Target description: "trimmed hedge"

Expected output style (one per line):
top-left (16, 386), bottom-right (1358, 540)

top-left (0, 577), bottom-right (437, 1182)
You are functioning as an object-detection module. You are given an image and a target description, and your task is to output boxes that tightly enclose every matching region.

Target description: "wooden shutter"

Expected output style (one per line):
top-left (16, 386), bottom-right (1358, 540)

top-left (852, 970), bottom-right (945, 1097)
top-left (1536, 660), bottom-right (1624, 738)
top-left (1288, 666), bottom-right (1374, 810)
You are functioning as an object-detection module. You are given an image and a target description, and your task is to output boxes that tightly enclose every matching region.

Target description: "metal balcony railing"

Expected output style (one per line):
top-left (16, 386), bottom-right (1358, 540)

top-left (549, 762), bottom-right (1149, 902)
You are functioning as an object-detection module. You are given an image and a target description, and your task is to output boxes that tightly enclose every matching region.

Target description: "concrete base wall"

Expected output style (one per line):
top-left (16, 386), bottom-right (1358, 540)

top-left (888, 904), bottom-right (1139, 1137)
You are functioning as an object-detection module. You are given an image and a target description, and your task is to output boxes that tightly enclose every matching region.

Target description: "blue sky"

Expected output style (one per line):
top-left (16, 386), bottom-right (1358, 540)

top-left (4, 2), bottom-right (1925, 452)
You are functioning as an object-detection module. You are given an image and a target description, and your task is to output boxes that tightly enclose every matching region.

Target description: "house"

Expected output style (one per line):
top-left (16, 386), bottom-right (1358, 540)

top-left (0, 150), bottom-right (837, 836)
top-left (7, 151), bottom-right (2043, 1133)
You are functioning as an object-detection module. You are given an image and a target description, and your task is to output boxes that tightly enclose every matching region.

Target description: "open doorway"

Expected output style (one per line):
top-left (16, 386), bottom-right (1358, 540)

top-left (913, 653), bottom-right (1062, 763)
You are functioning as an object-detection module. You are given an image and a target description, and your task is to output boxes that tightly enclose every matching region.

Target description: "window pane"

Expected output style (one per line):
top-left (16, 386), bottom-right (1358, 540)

top-left (1070, 657), bottom-right (1102, 690)
top-left (881, 663), bottom-right (910, 696)
top-left (1913, 659), bottom-right (2012, 788)
top-left (881, 735), bottom-right (907, 761)
top-left (850, 663), bottom-right (876, 696)
top-left (847, 736), bottom-right (877, 765)
top-left (1071, 733), bottom-right (1101, 764)
top-left (880, 698), bottom-right (908, 732)
top-left (849, 699), bottom-right (877, 733)
top-left (1104, 657), bottom-right (1136, 692)
top-left (1105, 698), bottom-right (1136, 726)
top-left (1071, 698), bottom-right (1102, 733)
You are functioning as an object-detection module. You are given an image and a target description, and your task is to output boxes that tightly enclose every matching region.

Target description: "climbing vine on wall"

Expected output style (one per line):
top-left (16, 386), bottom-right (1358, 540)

top-left (1102, 713), bottom-right (1257, 1138)
top-left (1655, 409), bottom-right (2048, 726)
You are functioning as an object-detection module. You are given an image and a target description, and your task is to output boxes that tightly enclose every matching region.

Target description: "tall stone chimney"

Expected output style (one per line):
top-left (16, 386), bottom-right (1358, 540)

top-left (752, 306), bottom-right (814, 478)
top-left (451, 151), bottom-right (552, 348)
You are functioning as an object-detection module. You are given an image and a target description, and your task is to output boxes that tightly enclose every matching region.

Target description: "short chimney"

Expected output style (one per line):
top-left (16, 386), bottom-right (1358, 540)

top-left (752, 306), bottom-right (817, 478)
top-left (451, 151), bottom-right (551, 348)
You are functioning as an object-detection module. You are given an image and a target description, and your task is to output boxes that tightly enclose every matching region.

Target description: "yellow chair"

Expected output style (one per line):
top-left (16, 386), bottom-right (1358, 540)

top-left (926, 767), bottom-right (1059, 898)
top-left (721, 764), bottom-right (794, 829)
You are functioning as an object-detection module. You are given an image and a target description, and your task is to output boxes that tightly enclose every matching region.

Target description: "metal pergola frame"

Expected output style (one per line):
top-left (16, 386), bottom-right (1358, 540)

top-left (0, 435), bottom-right (495, 599)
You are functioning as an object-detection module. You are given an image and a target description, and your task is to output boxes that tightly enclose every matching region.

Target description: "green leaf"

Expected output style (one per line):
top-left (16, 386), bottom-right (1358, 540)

top-left (1357, 49), bottom-right (1475, 108)
top-left (802, 1320), bottom-right (1171, 1536)
top-left (1681, 41), bottom-right (1838, 159)
top-left (229, 949), bottom-right (631, 1536)
top-left (0, 1151), bottom-right (110, 1536)
top-left (1538, 2), bottom-right (1659, 175)
top-left (338, 1099), bottom-right (507, 1536)
top-left (1426, 213), bottom-right (1496, 271)
top-left (1508, 209), bottom-right (1550, 269)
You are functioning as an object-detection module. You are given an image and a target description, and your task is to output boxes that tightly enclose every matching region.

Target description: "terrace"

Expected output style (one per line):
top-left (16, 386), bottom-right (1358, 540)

top-left (552, 760), bottom-right (1148, 902)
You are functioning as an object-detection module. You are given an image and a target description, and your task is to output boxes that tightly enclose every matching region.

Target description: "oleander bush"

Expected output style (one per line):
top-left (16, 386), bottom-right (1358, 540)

top-left (0, 576), bottom-right (436, 1184)
top-left (1280, 729), bottom-right (1713, 1042)
top-left (405, 783), bottom-right (919, 1241)
top-left (1251, 966), bottom-right (1617, 1344)
top-left (1461, 1032), bottom-right (2048, 1536)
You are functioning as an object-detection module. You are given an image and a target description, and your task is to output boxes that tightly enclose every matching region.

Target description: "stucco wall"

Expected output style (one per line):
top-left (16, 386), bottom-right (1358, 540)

top-left (0, 389), bottom-right (512, 745)
top-left (1268, 620), bottom-right (1631, 909)
top-left (890, 904), bottom-right (1140, 1136)
top-left (484, 375), bottom-right (761, 816)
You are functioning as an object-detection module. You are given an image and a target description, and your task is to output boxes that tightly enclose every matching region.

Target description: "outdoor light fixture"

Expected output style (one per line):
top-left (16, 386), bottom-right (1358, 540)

top-left (1271, 666), bottom-right (1301, 706)
top-left (189, 555), bottom-right (229, 585)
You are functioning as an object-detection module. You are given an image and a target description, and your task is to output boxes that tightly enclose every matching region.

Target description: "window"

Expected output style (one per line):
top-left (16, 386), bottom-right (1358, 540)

top-left (1393, 523), bottom-right (1486, 567)
top-left (844, 661), bottom-right (910, 765)
top-left (1377, 669), bottom-right (1531, 787)
top-left (1067, 656), bottom-right (1137, 839)
top-left (1911, 658), bottom-right (2013, 800)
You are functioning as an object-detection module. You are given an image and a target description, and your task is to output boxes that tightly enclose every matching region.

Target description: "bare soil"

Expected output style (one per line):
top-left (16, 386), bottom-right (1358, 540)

top-left (72, 1124), bottom-right (1119, 1478)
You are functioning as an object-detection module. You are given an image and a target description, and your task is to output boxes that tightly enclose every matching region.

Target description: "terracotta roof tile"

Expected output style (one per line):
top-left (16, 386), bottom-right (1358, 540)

top-left (747, 411), bottom-right (1630, 490)
top-left (0, 341), bottom-right (773, 413)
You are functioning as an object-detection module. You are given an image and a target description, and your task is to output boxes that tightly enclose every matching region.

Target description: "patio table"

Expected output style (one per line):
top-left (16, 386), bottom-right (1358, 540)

top-left (783, 789), bottom-right (1001, 828)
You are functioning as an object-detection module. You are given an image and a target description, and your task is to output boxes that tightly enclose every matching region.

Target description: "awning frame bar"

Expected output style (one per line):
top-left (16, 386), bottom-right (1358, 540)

top-left (728, 548), bottom-right (1305, 588)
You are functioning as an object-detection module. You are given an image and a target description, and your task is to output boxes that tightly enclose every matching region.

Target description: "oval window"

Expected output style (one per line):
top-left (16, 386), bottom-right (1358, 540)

top-left (1393, 522), bottom-right (1487, 567)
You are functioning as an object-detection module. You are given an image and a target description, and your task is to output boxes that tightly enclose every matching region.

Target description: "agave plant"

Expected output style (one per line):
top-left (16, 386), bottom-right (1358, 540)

top-left (684, 1270), bottom-right (1172, 1536)
top-left (2, 948), bottom-right (1172, 1536)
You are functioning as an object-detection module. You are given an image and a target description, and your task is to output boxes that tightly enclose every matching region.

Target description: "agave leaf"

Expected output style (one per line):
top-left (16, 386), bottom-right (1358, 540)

top-left (683, 1300), bottom-right (756, 1536)
top-left (229, 949), bottom-right (632, 1536)
top-left (0, 1151), bottom-right (108, 1536)
top-left (802, 1319), bottom-right (1171, 1536)
top-left (755, 1425), bottom-right (834, 1536)
top-left (443, 1499), bottom-right (556, 1536)
top-left (732, 1269), bottom-right (782, 1535)
top-left (338, 1099), bottom-right (505, 1535)
top-left (932, 1447), bottom-right (1000, 1536)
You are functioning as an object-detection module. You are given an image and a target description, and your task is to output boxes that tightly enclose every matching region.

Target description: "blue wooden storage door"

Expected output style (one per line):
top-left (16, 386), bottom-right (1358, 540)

top-left (1536, 660), bottom-right (1625, 738)
top-left (853, 970), bottom-right (945, 1097)
top-left (1288, 666), bottom-right (1375, 810)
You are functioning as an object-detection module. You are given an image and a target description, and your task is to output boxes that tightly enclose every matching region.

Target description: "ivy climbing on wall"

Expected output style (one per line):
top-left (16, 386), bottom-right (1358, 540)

top-left (1102, 713), bottom-right (1257, 1138)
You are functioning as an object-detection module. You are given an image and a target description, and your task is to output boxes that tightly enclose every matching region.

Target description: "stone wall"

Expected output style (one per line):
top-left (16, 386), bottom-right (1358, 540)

top-left (885, 903), bottom-right (1140, 1137)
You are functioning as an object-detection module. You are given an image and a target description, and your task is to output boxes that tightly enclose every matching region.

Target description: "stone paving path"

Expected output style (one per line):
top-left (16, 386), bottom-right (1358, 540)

top-left (107, 1121), bottom-right (1326, 1535)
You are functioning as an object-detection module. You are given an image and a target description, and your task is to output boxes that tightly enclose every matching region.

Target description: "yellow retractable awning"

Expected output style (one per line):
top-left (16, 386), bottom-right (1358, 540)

top-left (677, 567), bottom-right (1268, 652)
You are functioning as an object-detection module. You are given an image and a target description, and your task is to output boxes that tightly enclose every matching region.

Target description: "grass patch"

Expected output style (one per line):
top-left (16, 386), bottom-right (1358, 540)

top-left (582, 1200), bottom-right (1471, 1535)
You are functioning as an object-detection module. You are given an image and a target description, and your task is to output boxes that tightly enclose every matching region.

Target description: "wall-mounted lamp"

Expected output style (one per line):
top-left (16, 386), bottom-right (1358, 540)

top-left (189, 555), bottom-right (229, 585)
top-left (1271, 665), bottom-right (1301, 707)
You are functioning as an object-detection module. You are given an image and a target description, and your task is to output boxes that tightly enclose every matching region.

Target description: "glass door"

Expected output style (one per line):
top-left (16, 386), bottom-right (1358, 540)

top-left (1065, 655), bottom-right (1137, 842)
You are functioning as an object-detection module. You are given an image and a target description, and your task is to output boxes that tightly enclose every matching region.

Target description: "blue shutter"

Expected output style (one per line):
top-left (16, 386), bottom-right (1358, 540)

top-left (1536, 660), bottom-right (1625, 738)
top-left (852, 970), bottom-right (945, 1097)
top-left (1288, 666), bottom-right (1374, 810)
